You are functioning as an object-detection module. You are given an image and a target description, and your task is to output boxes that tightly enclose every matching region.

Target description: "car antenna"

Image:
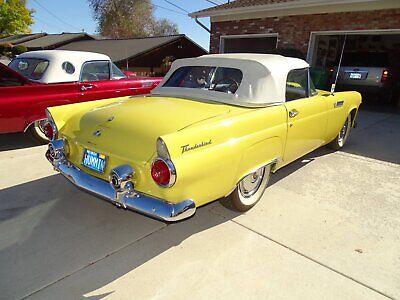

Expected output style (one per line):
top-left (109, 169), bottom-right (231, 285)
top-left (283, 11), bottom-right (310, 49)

top-left (331, 34), bottom-right (347, 95)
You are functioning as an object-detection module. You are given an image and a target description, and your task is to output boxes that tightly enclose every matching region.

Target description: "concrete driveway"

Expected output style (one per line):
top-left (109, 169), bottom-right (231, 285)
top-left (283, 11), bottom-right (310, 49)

top-left (0, 111), bottom-right (399, 300)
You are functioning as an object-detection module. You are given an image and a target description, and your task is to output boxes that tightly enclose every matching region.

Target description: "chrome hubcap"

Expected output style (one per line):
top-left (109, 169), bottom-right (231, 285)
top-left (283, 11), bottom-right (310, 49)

top-left (34, 119), bottom-right (49, 140)
top-left (239, 168), bottom-right (264, 198)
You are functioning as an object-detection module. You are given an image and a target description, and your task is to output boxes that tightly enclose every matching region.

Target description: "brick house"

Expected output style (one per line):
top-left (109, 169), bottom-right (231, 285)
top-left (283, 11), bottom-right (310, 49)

top-left (190, 0), bottom-right (400, 55)
top-left (190, 0), bottom-right (400, 105)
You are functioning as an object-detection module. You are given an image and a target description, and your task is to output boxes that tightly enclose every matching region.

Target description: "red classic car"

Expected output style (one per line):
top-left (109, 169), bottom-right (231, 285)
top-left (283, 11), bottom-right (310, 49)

top-left (0, 50), bottom-right (162, 142)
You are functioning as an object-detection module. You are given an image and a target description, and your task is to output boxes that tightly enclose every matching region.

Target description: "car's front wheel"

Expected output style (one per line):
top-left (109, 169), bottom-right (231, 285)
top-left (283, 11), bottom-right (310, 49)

top-left (329, 114), bottom-right (352, 150)
top-left (28, 119), bottom-right (49, 144)
top-left (228, 165), bottom-right (271, 212)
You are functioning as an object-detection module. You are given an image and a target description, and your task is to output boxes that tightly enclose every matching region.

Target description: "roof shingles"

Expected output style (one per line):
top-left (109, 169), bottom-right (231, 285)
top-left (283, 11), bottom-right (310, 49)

top-left (0, 33), bottom-right (46, 45)
top-left (58, 35), bottom-right (185, 62)
top-left (20, 33), bottom-right (93, 49)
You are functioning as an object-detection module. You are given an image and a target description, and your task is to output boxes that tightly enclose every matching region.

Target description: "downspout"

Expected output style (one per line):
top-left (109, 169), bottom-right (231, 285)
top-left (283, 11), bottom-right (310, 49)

top-left (195, 17), bottom-right (211, 33)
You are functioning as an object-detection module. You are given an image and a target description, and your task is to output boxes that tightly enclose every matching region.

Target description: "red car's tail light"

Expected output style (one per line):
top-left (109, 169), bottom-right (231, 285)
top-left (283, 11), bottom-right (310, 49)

top-left (45, 109), bottom-right (58, 141)
top-left (43, 122), bottom-right (54, 140)
top-left (381, 70), bottom-right (389, 82)
top-left (151, 159), bottom-right (176, 187)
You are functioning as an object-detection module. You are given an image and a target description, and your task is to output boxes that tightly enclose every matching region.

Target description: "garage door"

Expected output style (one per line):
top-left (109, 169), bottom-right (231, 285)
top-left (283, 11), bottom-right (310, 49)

top-left (308, 31), bottom-right (400, 107)
top-left (221, 35), bottom-right (278, 54)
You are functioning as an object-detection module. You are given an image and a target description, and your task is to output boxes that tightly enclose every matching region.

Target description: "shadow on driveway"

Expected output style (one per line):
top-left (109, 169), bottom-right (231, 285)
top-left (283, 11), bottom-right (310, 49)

top-left (0, 174), bottom-right (236, 299)
top-left (0, 132), bottom-right (43, 152)
top-left (0, 147), bottom-right (331, 299)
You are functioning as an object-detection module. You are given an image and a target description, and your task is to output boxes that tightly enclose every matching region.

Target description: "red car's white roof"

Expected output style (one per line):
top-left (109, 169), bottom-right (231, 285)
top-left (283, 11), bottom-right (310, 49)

top-left (12, 50), bottom-right (111, 84)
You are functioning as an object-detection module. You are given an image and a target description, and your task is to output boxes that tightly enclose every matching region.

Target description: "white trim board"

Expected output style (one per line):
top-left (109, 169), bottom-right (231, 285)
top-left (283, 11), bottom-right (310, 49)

top-left (191, 0), bottom-right (400, 21)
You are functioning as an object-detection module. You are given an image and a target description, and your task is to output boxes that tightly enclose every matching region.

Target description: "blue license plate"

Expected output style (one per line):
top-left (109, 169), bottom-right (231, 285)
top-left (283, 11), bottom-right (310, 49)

top-left (82, 149), bottom-right (106, 173)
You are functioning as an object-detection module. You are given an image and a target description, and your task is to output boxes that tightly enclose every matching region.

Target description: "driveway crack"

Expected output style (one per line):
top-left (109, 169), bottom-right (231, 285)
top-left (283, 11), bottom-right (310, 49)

top-left (230, 219), bottom-right (396, 300)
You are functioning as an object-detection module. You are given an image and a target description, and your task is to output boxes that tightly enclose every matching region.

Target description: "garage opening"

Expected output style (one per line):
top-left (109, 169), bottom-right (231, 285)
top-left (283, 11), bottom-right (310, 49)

top-left (221, 34), bottom-right (278, 54)
top-left (308, 31), bottom-right (400, 109)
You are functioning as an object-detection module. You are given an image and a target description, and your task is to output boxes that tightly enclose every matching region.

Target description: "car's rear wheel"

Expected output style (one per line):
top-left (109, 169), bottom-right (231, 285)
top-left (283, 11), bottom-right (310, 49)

top-left (28, 119), bottom-right (49, 144)
top-left (329, 114), bottom-right (351, 150)
top-left (228, 165), bottom-right (271, 212)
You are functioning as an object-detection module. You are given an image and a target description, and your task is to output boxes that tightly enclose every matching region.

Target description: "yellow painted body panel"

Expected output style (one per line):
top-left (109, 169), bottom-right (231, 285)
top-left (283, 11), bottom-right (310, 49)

top-left (49, 90), bottom-right (361, 207)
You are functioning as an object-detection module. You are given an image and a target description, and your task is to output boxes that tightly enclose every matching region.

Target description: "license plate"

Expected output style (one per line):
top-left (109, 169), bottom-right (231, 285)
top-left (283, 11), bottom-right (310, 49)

top-left (82, 149), bottom-right (106, 173)
top-left (349, 72), bottom-right (362, 79)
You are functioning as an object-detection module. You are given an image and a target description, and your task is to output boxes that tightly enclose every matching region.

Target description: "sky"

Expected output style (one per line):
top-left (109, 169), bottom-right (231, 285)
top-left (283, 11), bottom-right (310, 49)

top-left (26, 0), bottom-right (221, 51)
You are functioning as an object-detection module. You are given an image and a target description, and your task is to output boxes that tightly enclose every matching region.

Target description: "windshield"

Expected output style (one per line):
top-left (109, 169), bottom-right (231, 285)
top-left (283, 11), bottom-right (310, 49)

top-left (9, 58), bottom-right (49, 80)
top-left (111, 63), bottom-right (126, 79)
top-left (163, 66), bottom-right (243, 94)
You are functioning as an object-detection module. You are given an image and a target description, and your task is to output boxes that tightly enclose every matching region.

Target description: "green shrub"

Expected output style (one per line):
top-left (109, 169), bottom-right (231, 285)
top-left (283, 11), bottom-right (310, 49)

top-left (0, 43), bottom-right (13, 56)
top-left (11, 45), bottom-right (27, 56)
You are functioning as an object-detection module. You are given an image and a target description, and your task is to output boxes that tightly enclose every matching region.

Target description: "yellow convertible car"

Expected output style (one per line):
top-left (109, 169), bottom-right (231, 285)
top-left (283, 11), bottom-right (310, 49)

top-left (45, 54), bottom-right (361, 221)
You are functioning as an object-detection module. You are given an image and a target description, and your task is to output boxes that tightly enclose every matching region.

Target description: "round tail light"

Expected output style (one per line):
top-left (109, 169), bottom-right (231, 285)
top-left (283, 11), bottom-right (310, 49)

top-left (151, 159), bottom-right (176, 187)
top-left (43, 122), bottom-right (55, 140)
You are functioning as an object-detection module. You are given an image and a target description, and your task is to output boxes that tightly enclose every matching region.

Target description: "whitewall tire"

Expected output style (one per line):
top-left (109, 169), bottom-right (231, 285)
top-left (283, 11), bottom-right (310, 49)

top-left (329, 114), bottom-right (351, 150)
top-left (229, 164), bottom-right (271, 212)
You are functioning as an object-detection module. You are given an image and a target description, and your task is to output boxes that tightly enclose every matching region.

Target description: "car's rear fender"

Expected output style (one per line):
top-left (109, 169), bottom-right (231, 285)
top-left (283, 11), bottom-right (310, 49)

top-left (158, 105), bottom-right (287, 206)
top-left (324, 91), bottom-right (361, 143)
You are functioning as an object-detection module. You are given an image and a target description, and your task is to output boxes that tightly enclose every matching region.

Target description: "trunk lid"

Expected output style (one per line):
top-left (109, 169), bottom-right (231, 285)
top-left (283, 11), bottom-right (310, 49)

top-left (71, 96), bottom-right (231, 163)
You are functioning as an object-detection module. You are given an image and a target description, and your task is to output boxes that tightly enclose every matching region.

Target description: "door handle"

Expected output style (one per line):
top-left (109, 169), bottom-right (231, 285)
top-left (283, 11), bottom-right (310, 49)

top-left (80, 84), bottom-right (94, 91)
top-left (334, 100), bottom-right (344, 108)
top-left (289, 109), bottom-right (299, 118)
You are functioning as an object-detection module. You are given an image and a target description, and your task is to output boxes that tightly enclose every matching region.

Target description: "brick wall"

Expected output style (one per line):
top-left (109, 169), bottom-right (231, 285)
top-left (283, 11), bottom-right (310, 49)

top-left (210, 9), bottom-right (400, 54)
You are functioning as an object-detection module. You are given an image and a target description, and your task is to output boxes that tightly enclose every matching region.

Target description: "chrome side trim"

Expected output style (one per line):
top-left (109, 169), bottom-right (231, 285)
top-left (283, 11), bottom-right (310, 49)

top-left (246, 158), bottom-right (279, 176)
top-left (46, 141), bottom-right (195, 222)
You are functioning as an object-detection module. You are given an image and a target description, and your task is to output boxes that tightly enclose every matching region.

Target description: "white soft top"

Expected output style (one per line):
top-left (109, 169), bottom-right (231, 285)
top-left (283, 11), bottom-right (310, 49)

top-left (14, 50), bottom-right (111, 83)
top-left (151, 53), bottom-right (309, 106)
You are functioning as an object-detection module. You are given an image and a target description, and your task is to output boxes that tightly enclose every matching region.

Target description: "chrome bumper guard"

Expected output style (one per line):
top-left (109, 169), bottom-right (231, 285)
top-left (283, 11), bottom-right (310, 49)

top-left (46, 140), bottom-right (196, 222)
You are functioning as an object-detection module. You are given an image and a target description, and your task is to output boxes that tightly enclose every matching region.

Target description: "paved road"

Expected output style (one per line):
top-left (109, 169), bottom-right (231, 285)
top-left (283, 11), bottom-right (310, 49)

top-left (0, 111), bottom-right (399, 300)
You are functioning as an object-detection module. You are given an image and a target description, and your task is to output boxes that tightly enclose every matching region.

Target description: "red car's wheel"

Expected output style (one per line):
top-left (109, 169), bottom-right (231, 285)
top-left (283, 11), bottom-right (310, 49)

top-left (28, 120), bottom-right (49, 144)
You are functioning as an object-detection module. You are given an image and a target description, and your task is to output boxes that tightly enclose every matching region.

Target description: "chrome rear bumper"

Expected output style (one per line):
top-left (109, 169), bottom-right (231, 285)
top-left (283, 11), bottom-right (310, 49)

top-left (46, 140), bottom-right (196, 222)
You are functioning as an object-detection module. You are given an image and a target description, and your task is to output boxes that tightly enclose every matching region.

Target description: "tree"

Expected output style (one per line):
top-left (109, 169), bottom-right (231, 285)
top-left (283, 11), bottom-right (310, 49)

top-left (88, 0), bottom-right (178, 38)
top-left (151, 18), bottom-right (178, 36)
top-left (0, 0), bottom-right (34, 38)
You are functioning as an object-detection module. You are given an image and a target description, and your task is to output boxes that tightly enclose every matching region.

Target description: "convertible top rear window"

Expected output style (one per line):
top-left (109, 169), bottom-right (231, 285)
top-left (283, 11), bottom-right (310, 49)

top-left (163, 66), bottom-right (243, 94)
top-left (9, 58), bottom-right (49, 81)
